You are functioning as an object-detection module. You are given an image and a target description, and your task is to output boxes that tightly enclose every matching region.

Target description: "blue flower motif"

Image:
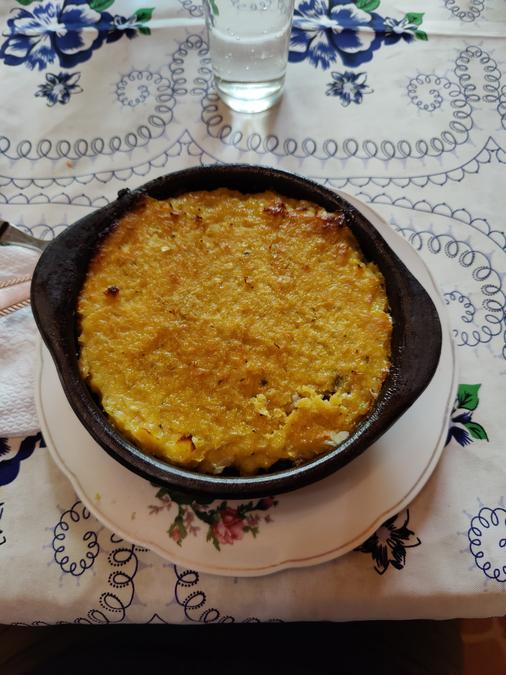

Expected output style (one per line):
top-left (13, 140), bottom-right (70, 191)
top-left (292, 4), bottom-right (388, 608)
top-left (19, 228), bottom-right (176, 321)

top-left (103, 14), bottom-right (146, 44)
top-left (35, 70), bottom-right (82, 105)
top-left (289, 0), bottom-right (383, 69)
top-left (0, 1), bottom-right (149, 73)
top-left (0, 433), bottom-right (46, 487)
top-left (446, 384), bottom-right (488, 447)
top-left (0, 1), bottom-right (107, 71)
top-left (446, 408), bottom-right (473, 446)
top-left (0, 438), bottom-right (9, 458)
top-left (382, 16), bottom-right (418, 44)
top-left (355, 509), bottom-right (421, 575)
top-left (326, 70), bottom-right (371, 106)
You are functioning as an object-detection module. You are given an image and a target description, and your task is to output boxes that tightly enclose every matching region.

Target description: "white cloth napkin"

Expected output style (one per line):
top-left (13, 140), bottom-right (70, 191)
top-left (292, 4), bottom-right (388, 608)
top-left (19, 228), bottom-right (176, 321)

top-left (0, 246), bottom-right (40, 437)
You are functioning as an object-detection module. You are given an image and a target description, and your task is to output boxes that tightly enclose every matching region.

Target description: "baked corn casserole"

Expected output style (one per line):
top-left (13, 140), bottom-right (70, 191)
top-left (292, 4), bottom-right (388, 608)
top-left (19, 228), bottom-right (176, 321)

top-left (78, 189), bottom-right (392, 475)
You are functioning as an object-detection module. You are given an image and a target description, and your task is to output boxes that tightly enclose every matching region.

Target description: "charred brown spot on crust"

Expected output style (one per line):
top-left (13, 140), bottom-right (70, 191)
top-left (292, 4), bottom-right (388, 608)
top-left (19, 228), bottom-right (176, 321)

top-left (105, 285), bottom-right (119, 296)
top-left (319, 212), bottom-right (346, 229)
top-left (264, 201), bottom-right (287, 217)
top-left (321, 375), bottom-right (344, 400)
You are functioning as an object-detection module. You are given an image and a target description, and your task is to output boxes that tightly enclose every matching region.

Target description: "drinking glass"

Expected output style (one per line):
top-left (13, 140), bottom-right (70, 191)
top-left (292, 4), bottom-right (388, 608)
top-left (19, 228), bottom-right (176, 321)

top-left (203, 0), bottom-right (295, 114)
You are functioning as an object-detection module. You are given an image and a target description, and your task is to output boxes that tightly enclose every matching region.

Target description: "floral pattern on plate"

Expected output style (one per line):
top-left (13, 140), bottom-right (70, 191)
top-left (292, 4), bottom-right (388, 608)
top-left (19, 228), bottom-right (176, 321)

top-left (149, 486), bottom-right (278, 550)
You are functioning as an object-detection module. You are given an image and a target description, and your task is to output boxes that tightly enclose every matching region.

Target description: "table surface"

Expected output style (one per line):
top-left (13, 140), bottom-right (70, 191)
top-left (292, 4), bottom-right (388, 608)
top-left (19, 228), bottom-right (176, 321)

top-left (0, 0), bottom-right (505, 624)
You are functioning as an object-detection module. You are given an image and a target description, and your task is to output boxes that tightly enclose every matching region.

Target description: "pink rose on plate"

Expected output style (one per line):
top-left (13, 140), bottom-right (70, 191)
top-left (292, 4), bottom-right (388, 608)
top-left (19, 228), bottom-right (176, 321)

top-left (169, 523), bottom-right (183, 545)
top-left (212, 508), bottom-right (245, 546)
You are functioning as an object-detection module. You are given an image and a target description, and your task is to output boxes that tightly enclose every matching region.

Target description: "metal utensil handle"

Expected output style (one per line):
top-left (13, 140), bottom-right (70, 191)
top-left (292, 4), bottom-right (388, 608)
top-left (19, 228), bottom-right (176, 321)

top-left (0, 220), bottom-right (48, 252)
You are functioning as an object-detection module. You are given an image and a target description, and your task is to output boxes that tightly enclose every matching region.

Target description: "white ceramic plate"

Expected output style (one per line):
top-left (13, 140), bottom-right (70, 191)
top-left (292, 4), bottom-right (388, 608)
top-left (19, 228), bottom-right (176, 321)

top-left (36, 194), bottom-right (457, 577)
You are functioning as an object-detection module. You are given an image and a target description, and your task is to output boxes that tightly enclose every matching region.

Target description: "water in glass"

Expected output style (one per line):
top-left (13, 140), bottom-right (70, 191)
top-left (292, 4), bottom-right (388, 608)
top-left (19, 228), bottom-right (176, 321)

top-left (204, 0), bottom-right (295, 113)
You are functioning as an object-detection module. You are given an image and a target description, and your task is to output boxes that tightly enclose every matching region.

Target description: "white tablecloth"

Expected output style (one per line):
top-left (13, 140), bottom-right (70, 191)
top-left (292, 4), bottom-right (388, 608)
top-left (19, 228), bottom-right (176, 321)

top-left (0, 0), bottom-right (505, 623)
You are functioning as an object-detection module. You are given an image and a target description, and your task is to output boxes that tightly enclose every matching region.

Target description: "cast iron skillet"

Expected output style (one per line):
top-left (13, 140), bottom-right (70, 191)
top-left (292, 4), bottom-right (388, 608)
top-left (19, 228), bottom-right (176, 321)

top-left (31, 165), bottom-right (442, 498)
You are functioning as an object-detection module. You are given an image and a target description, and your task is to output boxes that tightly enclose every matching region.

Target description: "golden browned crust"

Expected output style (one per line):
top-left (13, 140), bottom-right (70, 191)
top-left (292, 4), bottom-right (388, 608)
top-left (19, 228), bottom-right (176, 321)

top-left (78, 189), bottom-right (392, 474)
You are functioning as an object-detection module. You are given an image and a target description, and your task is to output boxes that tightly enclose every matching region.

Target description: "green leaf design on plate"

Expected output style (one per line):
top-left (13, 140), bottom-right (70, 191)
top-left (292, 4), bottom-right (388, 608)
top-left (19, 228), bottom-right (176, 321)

top-left (406, 12), bottom-right (424, 25)
top-left (457, 384), bottom-right (481, 411)
top-left (464, 421), bottom-right (489, 441)
top-left (90, 0), bottom-right (115, 11)
top-left (209, 0), bottom-right (220, 16)
top-left (151, 486), bottom-right (277, 549)
top-left (16, 0), bottom-right (37, 5)
top-left (138, 26), bottom-right (151, 36)
top-left (244, 525), bottom-right (259, 537)
top-left (414, 30), bottom-right (428, 41)
top-left (207, 529), bottom-right (221, 550)
top-left (134, 7), bottom-right (155, 23)
top-left (168, 508), bottom-right (188, 546)
top-left (193, 508), bottom-right (217, 526)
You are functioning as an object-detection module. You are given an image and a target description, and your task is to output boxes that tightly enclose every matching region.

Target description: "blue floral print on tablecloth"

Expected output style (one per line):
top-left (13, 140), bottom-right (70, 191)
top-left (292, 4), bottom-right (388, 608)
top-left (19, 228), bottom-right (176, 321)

top-left (382, 16), bottom-right (423, 43)
top-left (0, 433), bottom-right (45, 487)
top-left (0, 1), bottom-right (106, 70)
top-left (446, 384), bottom-right (489, 447)
top-left (35, 71), bottom-right (82, 105)
top-left (289, 0), bottom-right (427, 70)
top-left (355, 509), bottom-right (421, 574)
top-left (326, 70), bottom-right (371, 105)
top-left (0, 1), bottom-right (155, 75)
